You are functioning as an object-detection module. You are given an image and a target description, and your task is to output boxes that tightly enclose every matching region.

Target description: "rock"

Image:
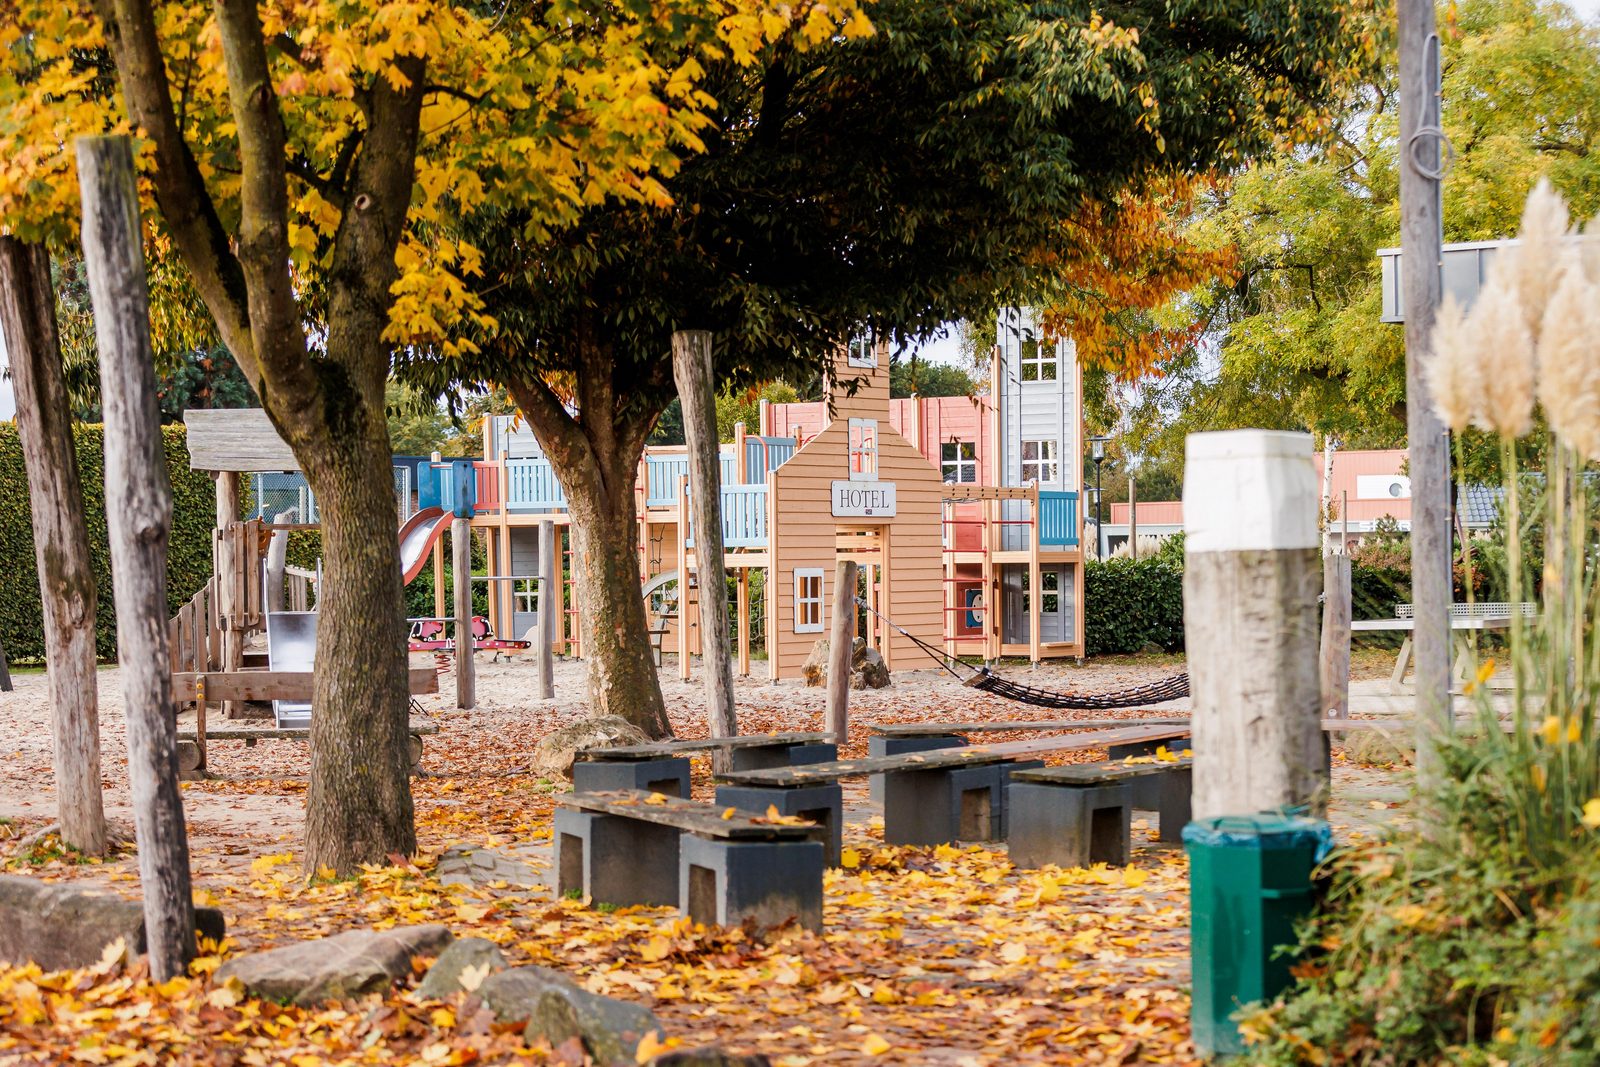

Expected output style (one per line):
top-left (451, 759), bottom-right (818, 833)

top-left (435, 845), bottom-right (538, 889)
top-left (647, 1048), bottom-right (772, 1066)
top-left (0, 874), bottom-right (226, 972)
top-left (1345, 728), bottom-right (1415, 767)
top-left (216, 924), bottom-right (452, 1005)
top-left (416, 936), bottom-right (507, 1000)
top-left (478, 965), bottom-right (663, 1065)
top-left (801, 638), bottom-right (889, 689)
top-left (800, 639), bottom-right (829, 687)
top-left (531, 716), bottom-right (650, 779)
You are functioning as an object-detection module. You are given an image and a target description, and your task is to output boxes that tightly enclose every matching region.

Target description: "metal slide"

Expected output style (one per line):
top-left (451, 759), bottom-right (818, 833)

top-left (399, 506), bottom-right (451, 585)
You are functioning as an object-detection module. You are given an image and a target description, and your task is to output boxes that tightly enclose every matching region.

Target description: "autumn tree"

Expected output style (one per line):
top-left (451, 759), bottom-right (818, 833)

top-left (2, 0), bottom-right (867, 871)
top-left (402, 0), bottom-right (1367, 734)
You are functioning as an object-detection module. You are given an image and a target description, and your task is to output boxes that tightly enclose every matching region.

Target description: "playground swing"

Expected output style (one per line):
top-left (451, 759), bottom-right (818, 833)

top-left (854, 597), bottom-right (1190, 710)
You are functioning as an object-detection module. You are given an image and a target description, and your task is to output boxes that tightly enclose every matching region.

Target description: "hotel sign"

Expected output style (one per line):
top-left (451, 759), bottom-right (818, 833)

top-left (832, 480), bottom-right (897, 517)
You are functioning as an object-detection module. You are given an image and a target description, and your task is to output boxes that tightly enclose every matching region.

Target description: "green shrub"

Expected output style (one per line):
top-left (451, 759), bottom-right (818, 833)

top-left (1084, 554), bottom-right (1184, 656)
top-left (0, 424), bottom-right (215, 663)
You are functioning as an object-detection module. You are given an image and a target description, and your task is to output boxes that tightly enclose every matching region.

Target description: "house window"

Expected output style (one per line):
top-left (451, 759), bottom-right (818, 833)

top-left (941, 440), bottom-right (976, 484)
top-left (1042, 570), bottom-right (1060, 615)
top-left (848, 418), bottom-right (878, 480)
top-left (794, 568), bottom-right (824, 633)
top-left (1020, 439), bottom-right (1058, 483)
top-left (847, 333), bottom-right (877, 369)
top-left (1019, 333), bottom-right (1058, 382)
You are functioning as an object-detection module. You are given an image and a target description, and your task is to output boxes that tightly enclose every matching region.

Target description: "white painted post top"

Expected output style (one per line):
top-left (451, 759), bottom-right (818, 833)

top-left (1184, 430), bottom-right (1318, 552)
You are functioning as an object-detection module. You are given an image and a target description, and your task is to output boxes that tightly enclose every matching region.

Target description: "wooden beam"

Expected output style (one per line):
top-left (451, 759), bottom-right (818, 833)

top-left (173, 666), bottom-right (439, 703)
top-left (181, 408), bottom-right (300, 472)
top-left (1320, 552), bottom-right (1353, 719)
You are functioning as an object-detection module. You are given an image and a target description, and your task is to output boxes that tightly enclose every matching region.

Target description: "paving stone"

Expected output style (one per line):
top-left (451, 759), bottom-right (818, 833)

top-left (478, 965), bottom-right (662, 1065)
top-left (435, 845), bottom-right (538, 889)
top-left (417, 937), bottom-right (508, 1000)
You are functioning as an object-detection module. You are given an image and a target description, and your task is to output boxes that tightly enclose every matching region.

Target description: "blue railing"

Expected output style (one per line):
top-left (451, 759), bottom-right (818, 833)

top-left (644, 451), bottom-right (737, 507)
top-left (1038, 490), bottom-right (1080, 546)
top-left (744, 436), bottom-right (796, 484)
top-left (505, 458), bottom-right (567, 512)
top-left (686, 484), bottom-right (769, 548)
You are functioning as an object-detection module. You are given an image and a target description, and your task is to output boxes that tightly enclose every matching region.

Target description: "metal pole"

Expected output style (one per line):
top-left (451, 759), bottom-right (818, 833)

top-left (1399, 0), bottom-right (1453, 775)
top-left (1094, 461), bottom-right (1104, 560)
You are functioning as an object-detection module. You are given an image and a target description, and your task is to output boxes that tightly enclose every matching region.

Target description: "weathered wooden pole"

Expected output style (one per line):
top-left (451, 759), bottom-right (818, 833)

top-left (77, 134), bottom-right (196, 978)
top-left (537, 519), bottom-right (556, 700)
top-left (672, 330), bottom-right (739, 757)
top-left (1398, 0), bottom-right (1453, 773)
top-left (452, 517), bottom-right (475, 709)
top-left (1184, 430), bottom-right (1326, 819)
top-left (214, 471), bottom-right (243, 718)
top-left (0, 237), bottom-right (107, 856)
top-left (1320, 551), bottom-right (1353, 720)
top-left (0, 638), bottom-right (11, 692)
top-left (826, 561), bottom-right (859, 743)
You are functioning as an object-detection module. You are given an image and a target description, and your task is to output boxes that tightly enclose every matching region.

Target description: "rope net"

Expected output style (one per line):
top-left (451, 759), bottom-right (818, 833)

top-left (853, 597), bottom-right (1189, 710)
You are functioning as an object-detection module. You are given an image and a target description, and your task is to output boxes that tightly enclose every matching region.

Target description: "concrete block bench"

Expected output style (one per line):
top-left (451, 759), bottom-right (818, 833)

top-left (1007, 759), bottom-right (1192, 869)
top-left (573, 732), bottom-right (837, 798)
top-left (554, 790), bottom-right (824, 931)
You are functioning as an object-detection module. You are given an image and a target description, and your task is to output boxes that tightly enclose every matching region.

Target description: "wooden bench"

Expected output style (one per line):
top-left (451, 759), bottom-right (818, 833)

top-left (555, 790), bottom-right (824, 931)
top-left (715, 724), bottom-right (1195, 863)
top-left (1007, 758), bottom-right (1193, 869)
top-left (174, 722), bottom-right (440, 777)
top-left (574, 732), bottom-right (837, 798)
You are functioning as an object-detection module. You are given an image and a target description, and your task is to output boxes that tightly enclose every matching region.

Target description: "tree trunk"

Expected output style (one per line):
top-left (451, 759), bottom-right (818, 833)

top-left (0, 238), bottom-right (107, 857)
top-left (453, 517), bottom-right (475, 709)
top-left (298, 428), bottom-right (417, 873)
top-left (827, 561), bottom-right (858, 743)
top-left (78, 135), bottom-right (195, 978)
top-left (672, 331), bottom-right (738, 759)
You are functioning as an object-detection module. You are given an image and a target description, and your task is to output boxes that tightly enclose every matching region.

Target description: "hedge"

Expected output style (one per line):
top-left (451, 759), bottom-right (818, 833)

top-left (1083, 554), bottom-right (1186, 656)
top-left (0, 424), bottom-right (216, 664)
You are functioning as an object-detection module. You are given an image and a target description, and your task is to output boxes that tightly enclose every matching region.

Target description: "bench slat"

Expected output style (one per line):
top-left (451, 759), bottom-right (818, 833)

top-left (1012, 757), bottom-right (1192, 786)
top-left (175, 722), bottom-right (439, 741)
top-left (581, 732), bottom-right (834, 761)
top-left (871, 717), bottom-right (1191, 738)
top-left (557, 789), bottom-right (816, 839)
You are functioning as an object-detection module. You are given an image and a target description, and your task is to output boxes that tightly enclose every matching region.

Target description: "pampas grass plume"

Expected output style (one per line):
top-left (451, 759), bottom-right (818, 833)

top-left (1426, 293), bottom-right (1480, 432)
top-left (1538, 259), bottom-right (1600, 461)
top-left (1583, 211), bottom-right (1600, 286)
top-left (1513, 178), bottom-right (1571, 344)
top-left (1467, 273), bottom-right (1536, 438)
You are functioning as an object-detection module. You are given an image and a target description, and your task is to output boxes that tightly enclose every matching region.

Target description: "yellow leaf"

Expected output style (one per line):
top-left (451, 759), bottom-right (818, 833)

top-left (766, 804), bottom-right (782, 819)
top-left (639, 936), bottom-right (672, 963)
top-left (646, 793), bottom-right (670, 806)
top-left (1000, 942), bottom-right (1027, 964)
top-left (430, 1006), bottom-right (456, 1028)
top-left (862, 1034), bottom-right (892, 1056)
top-left (457, 961), bottom-right (491, 994)
top-left (721, 807), bottom-right (736, 820)
top-left (455, 903), bottom-right (490, 923)
top-left (1538, 716), bottom-right (1563, 746)
top-left (1391, 903), bottom-right (1429, 927)
top-left (1123, 868), bottom-right (1150, 888)
top-left (251, 852), bottom-right (295, 875)
top-left (635, 1031), bottom-right (671, 1063)
top-left (1581, 798), bottom-right (1600, 829)
top-left (839, 848), bottom-right (861, 870)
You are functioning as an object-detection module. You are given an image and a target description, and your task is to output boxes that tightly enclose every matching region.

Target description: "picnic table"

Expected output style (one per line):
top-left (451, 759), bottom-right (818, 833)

top-left (1353, 602), bottom-right (1535, 693)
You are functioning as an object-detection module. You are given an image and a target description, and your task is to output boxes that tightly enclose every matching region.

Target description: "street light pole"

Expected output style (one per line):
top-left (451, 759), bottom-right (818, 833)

top-left (1089, 435), bottom-right (1109, 560)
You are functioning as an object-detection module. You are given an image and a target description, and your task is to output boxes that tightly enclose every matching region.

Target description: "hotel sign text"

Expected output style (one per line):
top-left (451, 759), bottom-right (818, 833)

top-left (831, 480), bottom-right (897, 517)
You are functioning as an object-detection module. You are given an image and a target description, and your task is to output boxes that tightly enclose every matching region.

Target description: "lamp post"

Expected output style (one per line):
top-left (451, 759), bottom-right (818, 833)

top-left (1089, 435), bottom-right (1109, 560)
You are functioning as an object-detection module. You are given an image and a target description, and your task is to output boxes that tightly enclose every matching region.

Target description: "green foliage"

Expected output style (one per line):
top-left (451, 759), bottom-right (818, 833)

top-left (890, 359), bottom-right (975, 399)
top-left (716, 382), bottom-right (799, 442)
top-left (1084, 555), bottom-right (1185, 656)
top-left (0, 424), bottom-right (217, 663)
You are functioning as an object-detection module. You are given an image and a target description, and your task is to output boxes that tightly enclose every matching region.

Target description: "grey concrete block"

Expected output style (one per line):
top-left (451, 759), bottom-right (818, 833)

top-left (680, 835), bottom-right (824, 933)
top-left (882, 762), bottom-right (1006, 847)
top-left (867, 734), bottom-right (965, 802)
top-left (571, 758), bottom-right (691, 798)
top-left (728, 742), bottom-right (839, 772)
top-left (554, 808), bottom-right (681, 907)
top-left (1006, 781), bottom-right (1132, 869)
top-left (714, 783), bottom-right (842, 867)
top-left (998, 760), bottom-right (1047, 839)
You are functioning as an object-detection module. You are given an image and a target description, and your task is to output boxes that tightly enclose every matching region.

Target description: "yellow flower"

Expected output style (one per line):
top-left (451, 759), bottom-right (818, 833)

top-left (1581, 799), bottom-right (1600, 829)
top-left (1538, 716), bottom-right (1563, 746)
top-left (1532, 765), bottom-right (1548, 794)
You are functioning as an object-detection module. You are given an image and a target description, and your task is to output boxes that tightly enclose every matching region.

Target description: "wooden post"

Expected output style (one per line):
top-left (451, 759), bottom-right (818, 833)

top-left (736, 569), bottom-right (750, 677)
top-left (452, 517), bottom-right (475, 709)
top-left (1183, 430), bottom-right (1325, 820)
top-left (0, 638), bottom-right (10, 692)
top-left (77, 134), bottom-right (196, 978)
top-left (677, 480), bottom-right (693, 682)
top-left (431, 452), bottom-right (447, 623)
top-left (1128, 474), bottom-right (1138, 560)
top-left (0, 236), bottom-right (107, 855)
top-left (673, 330), bottom-right (739, 754)
top-left (1399, 0), bottom-right (1454, 773)
top-left (537, 520), bottom-right (556, 700)
top-left (214, 471), bottom-right (243, 719)
top-left (826, 560), bottom-right (858, 743)
top-left (1320, 551), bottom-right (1353, 720)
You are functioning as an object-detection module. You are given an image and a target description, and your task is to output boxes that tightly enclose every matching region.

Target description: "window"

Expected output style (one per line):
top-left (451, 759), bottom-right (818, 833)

top-left (941, 440), bottom-right (976, 484)
top-left (794, 568), bottom-right (824, 633)
top-left (1042, 570), bottom-right (1060, 615)
top-left (847, 333), bottom-right (877, 369)
top-left (848, 418), bottom-right (878, 480)
top-left (1019, 333), bottom-right (1058, 382)
top-left (1020, 439), bottom-right (1058, 484)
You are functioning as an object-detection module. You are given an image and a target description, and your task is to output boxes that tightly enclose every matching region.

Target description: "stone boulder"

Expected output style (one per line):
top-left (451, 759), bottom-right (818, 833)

top-left (800, 638), bottom-right (891, 690)
top-left (647, 1049), bottom-right (772, 1066)
top-left (0, 874), bottom-right (226, 972)
top-left (478, 965), bottom-right (662, 1066)
top-left (216, 924), bottom-right (452, 1005)
top-left (531, 716), bottom-right (650, 780)
top-left (416, 936), bottom-right (507, 1000)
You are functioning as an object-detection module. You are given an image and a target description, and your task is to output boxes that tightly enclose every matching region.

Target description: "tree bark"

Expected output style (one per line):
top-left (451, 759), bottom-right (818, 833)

top-left (1320, 552), bottom-right (1352, 720)
top-left (827, 561), bottom-right (858, 743)
top-left (0, 238), bottom-right (107, 857)
top-left (672, 331), bottom-right (738, 760)
top-left (77, 135), bottom-right (196, 979)
top-left (453, 517), bottom-right (475, 709)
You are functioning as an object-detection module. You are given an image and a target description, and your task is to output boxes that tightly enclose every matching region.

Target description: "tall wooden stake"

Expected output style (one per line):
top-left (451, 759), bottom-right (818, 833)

top-left (215, 471), bottom-right (243, 718)
top-left (0, 638), bottom-right (11, 692)
top-left (672, 330), bottom-right (739, 758)
top-left (0, 237), bottom-right (107, 855)
top-left (452, 517), bottom-right (475, 709)
top-left (537, 520), bottom-right (556, 700)
top-left (1184, 431), bottom-right (1326, 819)
top-left (1399, 0), bottom-right (1453, 773)
top-left (826, 561), bottom-right (858, 744)
top-left (77, 135), bottom-right (195, 978)
top-left (1320, 551), bottom-right (1353, 720)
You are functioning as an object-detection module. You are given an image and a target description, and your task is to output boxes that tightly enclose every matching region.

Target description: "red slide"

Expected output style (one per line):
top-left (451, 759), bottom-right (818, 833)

top-left (399, 507), bottom-right (451, 584)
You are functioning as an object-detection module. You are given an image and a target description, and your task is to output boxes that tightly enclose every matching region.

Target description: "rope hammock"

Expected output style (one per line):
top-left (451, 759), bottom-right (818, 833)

top-left (853, 597), bottom-right (1190, 710)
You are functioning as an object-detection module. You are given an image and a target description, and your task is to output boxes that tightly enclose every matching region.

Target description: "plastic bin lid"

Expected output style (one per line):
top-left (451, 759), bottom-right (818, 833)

top-left (1181, 812), bottom-right (1333, 860)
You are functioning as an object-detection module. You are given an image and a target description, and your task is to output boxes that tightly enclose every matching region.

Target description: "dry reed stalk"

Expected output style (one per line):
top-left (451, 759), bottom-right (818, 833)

top-left (1538, 258), bottom-right (1600, 461)
top-left (1426, 292), bottom-right (1479, 432)
top-left (1466, 268), bottom-right (1537, 437)
top-left (1512, 178), bottom-right (1571, 340)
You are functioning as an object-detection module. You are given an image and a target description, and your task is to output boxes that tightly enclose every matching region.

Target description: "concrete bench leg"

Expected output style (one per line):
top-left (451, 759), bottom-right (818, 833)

top-left (1006, 781), bottom-right (1132, 870)
top-left (729, 742), bottom-right (839, 772)
top-left (867, 734), bottom-right (966, 802)
top-left (998, 760), bottom-right (1046, 839)
top-left (554, 809), bottom-right (681, 907)
top-left (714, 783), bottom-right (843, 867)
top-left (883, 763), bottom-right (1005, 847)
top-left (681, 835), bottom-right (825, 932)
top-left (1152, 766), bottom-right (1192, 842)
top-left (571, 757), bottom-right (691, 798)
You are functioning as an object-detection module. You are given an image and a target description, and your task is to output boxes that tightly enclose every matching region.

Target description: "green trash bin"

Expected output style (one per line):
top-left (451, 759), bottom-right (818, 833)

top-left (1184, 812), bottom-right (1332, 1058)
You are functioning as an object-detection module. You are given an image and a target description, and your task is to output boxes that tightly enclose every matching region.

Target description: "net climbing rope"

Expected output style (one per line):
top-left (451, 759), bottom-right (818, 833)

top-left (853, 597), bottom-right (1189, 710)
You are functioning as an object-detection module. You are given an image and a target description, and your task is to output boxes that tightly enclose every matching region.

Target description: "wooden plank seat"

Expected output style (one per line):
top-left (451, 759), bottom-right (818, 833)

top-left (715, 725), bottom-right (1194, 863)
top-left (173, 722), bottom-right (439, 776)
top-left (1007, 758), bottom-right (1194, 870)
top-left (573, 732), bottom-right (838, 799)
top-left (555, 790), bottom-right (824, 931)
